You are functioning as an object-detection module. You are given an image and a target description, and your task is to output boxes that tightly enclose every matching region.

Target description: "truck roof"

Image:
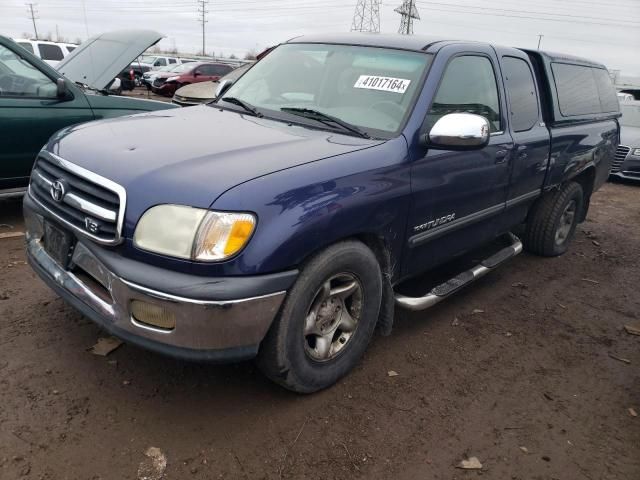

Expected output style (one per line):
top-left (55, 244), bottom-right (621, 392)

top-left (286, 32), bottom-right (455, 52)
top-left (287, 33), bottom-right (607, 70)
top-left (522, 49), bottom-right (607, 70)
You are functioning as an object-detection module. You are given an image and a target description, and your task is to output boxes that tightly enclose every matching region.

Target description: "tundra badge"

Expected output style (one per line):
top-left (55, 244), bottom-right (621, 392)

top-left (414, 213), bottom-right (456, 232)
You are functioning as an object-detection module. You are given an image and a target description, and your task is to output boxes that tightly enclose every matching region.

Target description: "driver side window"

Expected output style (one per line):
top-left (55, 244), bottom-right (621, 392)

top-left (0, 44), bottom-right (57, 98)
top-left (427, 55), bottom-right (501, 132)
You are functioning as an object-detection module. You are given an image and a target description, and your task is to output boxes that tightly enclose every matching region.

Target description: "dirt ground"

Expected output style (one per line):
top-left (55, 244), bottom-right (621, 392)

top-left (1, 182), bottom-right (638, 480)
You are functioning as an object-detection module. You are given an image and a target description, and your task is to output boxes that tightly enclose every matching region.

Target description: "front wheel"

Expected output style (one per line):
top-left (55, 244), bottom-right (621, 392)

top-left (523, 182), bottom-right (584, 257)
top-left (257, 241), bottom-right (382, 393)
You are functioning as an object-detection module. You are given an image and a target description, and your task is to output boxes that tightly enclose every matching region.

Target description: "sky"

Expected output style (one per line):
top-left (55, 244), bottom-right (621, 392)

top-left (1, 0), bottom-right (639, 75)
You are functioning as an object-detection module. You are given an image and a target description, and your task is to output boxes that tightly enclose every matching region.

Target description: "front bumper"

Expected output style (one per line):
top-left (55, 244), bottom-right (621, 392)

top-left (24, 200), bottom-right (293, 362)
top-left (610, 147), bottom-right (640, 181)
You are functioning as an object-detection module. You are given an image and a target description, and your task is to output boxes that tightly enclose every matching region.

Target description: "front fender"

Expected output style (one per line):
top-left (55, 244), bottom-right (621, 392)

top-left (212, 136), bottom-right (411, 279)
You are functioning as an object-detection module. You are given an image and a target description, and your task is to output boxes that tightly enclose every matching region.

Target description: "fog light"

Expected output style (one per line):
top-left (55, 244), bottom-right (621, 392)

top-left (131, 300), bottom-right (176, 330)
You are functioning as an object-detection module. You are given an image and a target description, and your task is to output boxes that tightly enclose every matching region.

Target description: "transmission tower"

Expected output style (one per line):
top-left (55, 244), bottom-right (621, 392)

top-left (26, 2), bottom-right (39, 39)
top-left (197, 0), bottom-right (209, 55)
top-left (350, 0), bottom-right (381, 33)
top-left (395, 0), bottom-right (420, 35)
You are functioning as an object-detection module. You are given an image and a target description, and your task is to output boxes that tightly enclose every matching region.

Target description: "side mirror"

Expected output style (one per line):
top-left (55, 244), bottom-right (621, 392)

top-left (56, 78), bottom-right (68, 98)
top-left (421, 113), bottom-right (490, 150)
top-left (215, 78), bottom-right (234, 98)
top-left (193, 71), bottom-right (201, 77)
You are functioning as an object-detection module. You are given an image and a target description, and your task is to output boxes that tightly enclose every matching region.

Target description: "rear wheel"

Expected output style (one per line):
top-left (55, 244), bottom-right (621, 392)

top-left (257, 241), bottom-right (382, 393)
top-left (523, 182), bottom-right (584, 257)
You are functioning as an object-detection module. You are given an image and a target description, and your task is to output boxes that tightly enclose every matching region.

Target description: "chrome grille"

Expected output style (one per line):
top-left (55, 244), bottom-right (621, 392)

top-left (611, 145), bottom-right (630, 173)
top-left (29, 153), bottom-right (126, 245)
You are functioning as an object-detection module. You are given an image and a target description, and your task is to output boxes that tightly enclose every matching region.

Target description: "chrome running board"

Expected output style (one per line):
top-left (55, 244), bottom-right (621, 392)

top-left (394, 233), bottom-right (523, 311)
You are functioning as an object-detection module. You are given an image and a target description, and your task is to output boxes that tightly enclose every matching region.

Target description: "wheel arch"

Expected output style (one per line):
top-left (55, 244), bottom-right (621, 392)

top-left (567, 166), bottom-right (595, 222)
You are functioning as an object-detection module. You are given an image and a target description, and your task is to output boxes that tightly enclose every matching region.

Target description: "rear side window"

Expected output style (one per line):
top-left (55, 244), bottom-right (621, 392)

top-left (197, 65), bottom-right (217, 75)
top-left (428, 55), bottom-right (502, 132)
top-left (66, 46), bottom-right (76, 52)
top-left (17, 42), bottom-right (34, 54)
top-left (592, 68), bottom-right (619, 113)
top-left (211, 64), bottom-right (232, 76)
top-left (38, 43), bottom-right (64, 61)
top-left (552, 63), bottom-right (618, 116)
top-left (502, 57), bottom-right (539, 132)
top-left (168, 58), bottom-right (177, 64)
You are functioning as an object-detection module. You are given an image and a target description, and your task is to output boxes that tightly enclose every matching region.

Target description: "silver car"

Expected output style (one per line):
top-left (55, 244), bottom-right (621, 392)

top-left (611, 101), bottom-right (640, 181)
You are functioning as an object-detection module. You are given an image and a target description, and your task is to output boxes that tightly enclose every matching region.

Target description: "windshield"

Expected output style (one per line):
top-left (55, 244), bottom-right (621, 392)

top-left (170, 63), bottom-right (191, 73)
top-left (138, 55), bottom-right (157, 64)
top-left (220, 43), bottom-right (432, 136)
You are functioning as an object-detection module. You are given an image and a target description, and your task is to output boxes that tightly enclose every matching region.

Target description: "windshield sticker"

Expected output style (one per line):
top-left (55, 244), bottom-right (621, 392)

top-left (354, 75), bottom-right (411, 94)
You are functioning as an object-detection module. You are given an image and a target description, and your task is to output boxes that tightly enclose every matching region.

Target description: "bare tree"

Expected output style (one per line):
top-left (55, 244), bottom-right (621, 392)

top-left (244, 49), bottom-right (257, 60)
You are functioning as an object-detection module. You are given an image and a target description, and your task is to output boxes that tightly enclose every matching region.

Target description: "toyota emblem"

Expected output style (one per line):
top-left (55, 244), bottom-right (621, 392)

top-left (50, 180), bottom-right (66, 203)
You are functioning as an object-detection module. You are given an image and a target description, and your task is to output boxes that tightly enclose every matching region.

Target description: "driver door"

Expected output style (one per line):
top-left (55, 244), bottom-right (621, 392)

top-left (0, 40), bottom-right (93, 190)
top-left (403, 49), bottom-right (514, 276)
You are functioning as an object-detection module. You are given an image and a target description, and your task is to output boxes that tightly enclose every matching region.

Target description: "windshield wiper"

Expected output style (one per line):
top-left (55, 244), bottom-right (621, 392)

top-left (280, 107), bottom-right (370, 139)
top-left (220, 97), bottom-right (263, 117)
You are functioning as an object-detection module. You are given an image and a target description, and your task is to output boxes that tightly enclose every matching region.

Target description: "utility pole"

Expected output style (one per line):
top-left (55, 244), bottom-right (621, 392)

top-left (350, 0), bottom-right (381, 33)
top-left (537, 34), bottom-right (544, 50)
top-left (198, 0), bottom-right (209, 56)
top-left (26, 3), bottom-right (39, 39)
top-left (395, 0), bottom-right (420, 35)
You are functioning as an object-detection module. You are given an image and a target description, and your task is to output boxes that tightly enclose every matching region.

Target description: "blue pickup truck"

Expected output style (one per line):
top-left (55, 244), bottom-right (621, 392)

top-left (24, 33), bottom-right (620, 392)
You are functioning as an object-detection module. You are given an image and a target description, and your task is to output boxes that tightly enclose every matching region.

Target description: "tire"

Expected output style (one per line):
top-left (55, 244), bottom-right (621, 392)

top-left (257, 240), bottom-right (382, 393)
top-left (523, 182), bottom-right (584, 257)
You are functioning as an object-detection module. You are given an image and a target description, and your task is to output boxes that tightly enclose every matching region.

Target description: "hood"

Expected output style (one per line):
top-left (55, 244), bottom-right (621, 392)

top-left (45, 106), bottom-right (384, 230)
top-left (57, 29), bottom-right (163, 90)
top-left (154, 70), bottom-right (187, 80)
top-left (175, 81), bottom-right (217, 100)
top-left (620, 125), bottom-right (640, 148)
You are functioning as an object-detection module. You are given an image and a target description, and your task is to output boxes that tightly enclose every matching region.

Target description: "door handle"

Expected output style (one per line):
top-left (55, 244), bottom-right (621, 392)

top-left (495, 150), bottom-right (509, 164)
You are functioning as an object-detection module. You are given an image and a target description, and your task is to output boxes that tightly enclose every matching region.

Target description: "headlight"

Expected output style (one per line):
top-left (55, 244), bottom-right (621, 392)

top-left (133, 205), bottom-right (256, 261)
top-left (166, 76), bottom-right (180, 82)
top-left (632, 148), bottom-right (640, 156)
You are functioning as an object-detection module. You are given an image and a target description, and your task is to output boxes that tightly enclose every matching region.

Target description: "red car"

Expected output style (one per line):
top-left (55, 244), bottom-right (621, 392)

top-left (151, 62), bottom-right (234, 97)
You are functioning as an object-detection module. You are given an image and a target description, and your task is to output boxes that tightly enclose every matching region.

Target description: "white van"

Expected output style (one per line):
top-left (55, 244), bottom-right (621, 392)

top-left (12, 39), bottom-right (77, 67)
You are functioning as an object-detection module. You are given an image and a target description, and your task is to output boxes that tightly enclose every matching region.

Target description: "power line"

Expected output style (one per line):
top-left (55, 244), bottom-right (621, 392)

top-left (25, 2), bottom-right (39, 39)
top-left (395, 0), bottom-right (420, 34)
top-left (415, 1), bottom-right (640, 28)
top-left (350, 0), bottom-right (381, 33)
top-left (198, 0), bottom-right (208, 56)
top-left (416, 1), bottom-right (640, 26)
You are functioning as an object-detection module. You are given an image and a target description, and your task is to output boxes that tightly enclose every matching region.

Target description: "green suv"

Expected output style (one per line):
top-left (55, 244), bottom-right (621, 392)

top-left (0, 30), bottom-right (177, 198)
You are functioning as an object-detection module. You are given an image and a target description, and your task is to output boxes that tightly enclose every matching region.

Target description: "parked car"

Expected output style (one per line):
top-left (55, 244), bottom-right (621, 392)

top-left (13, 39), bottom-right (77, 67)
top-left (142, 64), bottom-right (178, 89)
top-left (129, 55), bottom-right (196, 86)
top-left (617, 92), bottom-right (635, 102)
top-left (173, 63), bottom-right (251, 106)
top-left (172, 48), bottom-right (272, 106)
top-left (610, 100), bottom-right (640, 181)
top-left (151, 62), bottom-right (234, 97)
top-left (0, 30), bottom-right (178, 198)
top-left (24, 33), bottom-right (619, 392)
